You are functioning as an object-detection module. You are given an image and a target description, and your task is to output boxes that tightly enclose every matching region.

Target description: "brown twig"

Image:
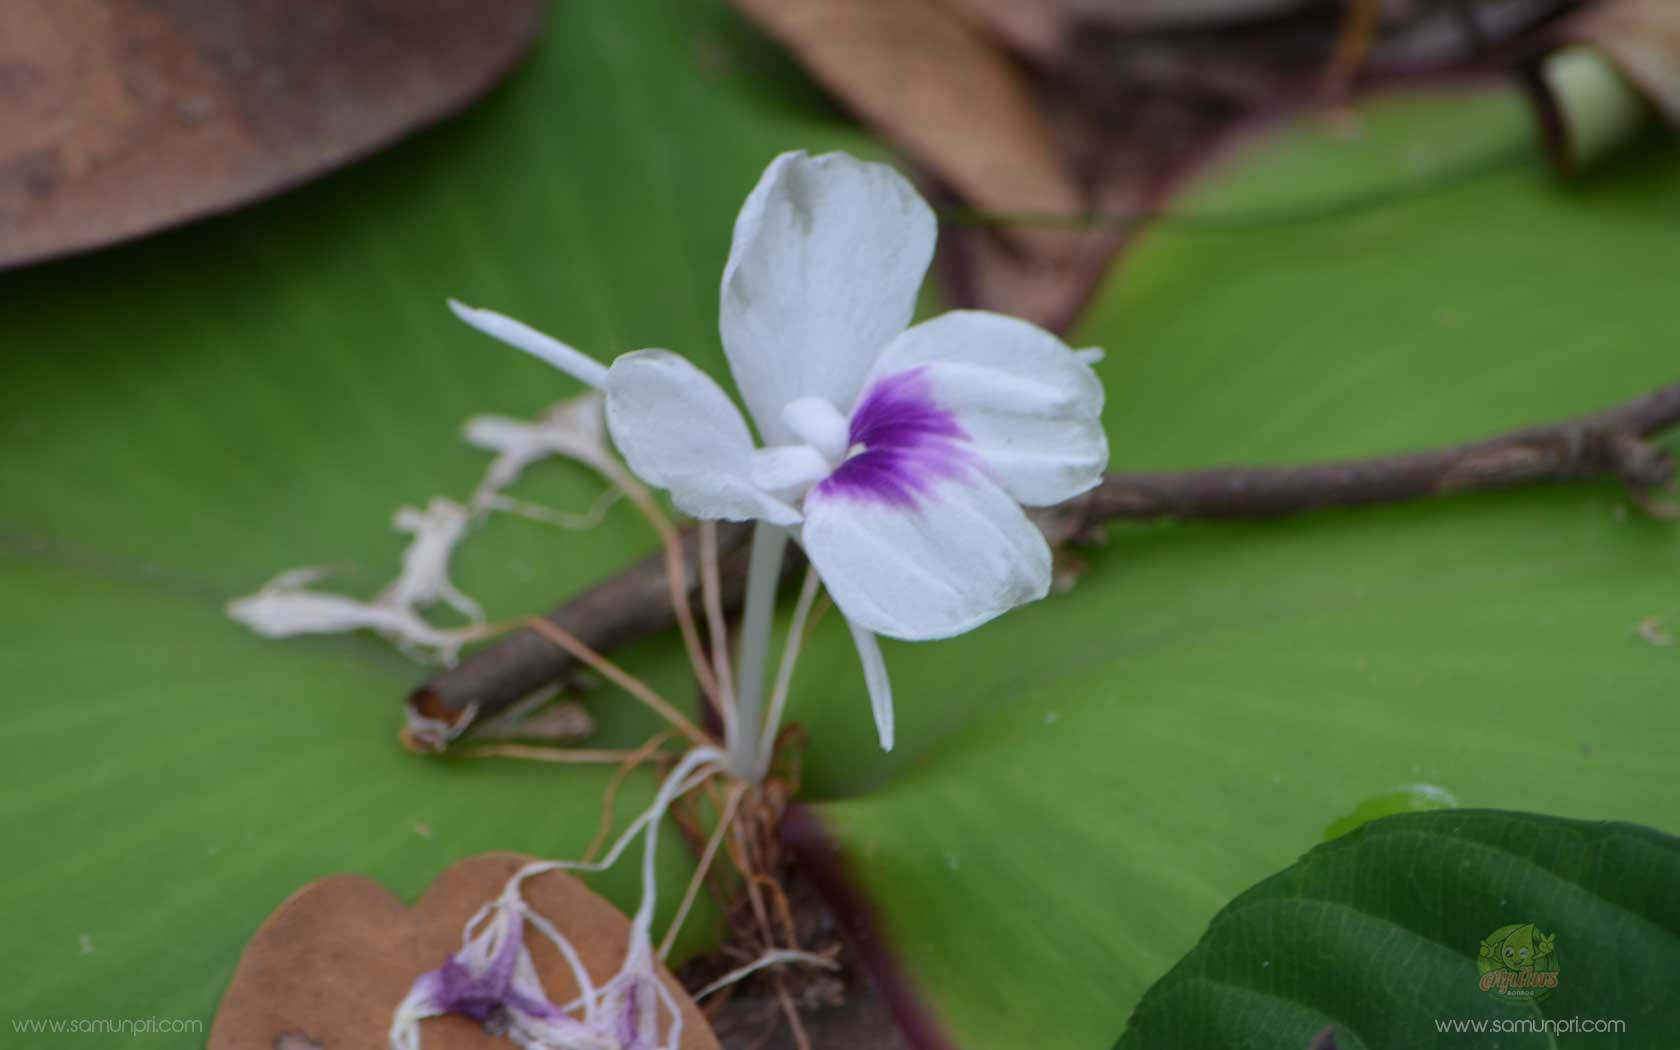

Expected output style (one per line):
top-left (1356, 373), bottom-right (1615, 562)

top-left (454, 744), bottom-right (643, 764)
top-left (410, 378), bottom-right (1680, 724)
top-left (1066, 379), bottom-right (1680, 526)
top-left (1321, 0), bottom-right (1384, 100)
top-left (409, 520), bottom-right (798, 731)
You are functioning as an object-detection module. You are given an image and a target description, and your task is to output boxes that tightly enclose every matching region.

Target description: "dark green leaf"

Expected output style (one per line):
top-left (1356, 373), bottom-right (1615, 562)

top-left (1117, 810), bottom-right (1680, 1049)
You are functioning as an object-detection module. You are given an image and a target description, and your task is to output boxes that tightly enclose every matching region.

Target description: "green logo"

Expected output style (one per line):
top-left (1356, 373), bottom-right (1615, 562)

top-left (1477, 923), bottom-right (1558, 1002)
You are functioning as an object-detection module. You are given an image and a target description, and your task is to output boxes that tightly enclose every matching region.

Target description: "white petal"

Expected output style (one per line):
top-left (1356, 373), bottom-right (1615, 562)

top-left (751, 445), bottom-right (831, 494)
top-left (868, 310), bottom-right (1108, 506)
top-left (604, 350), bottom-right (800, 525)
top-left (448, 300), bottom-right (609, 389)
top-left (720, 151), bottom-right (936, 441)
top-left (844, 616), bottom-right (895, 751)
top-left (801, 470), bottom-right (1052, 641)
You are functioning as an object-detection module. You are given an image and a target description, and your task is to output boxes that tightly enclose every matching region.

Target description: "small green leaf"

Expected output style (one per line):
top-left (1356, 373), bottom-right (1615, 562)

top-left (1116, 810), bottom-right (1680, 1049)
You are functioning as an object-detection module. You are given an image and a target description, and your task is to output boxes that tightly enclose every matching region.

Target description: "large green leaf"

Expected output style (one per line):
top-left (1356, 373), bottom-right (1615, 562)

top-left (9, 8), bottom-right (1680, 1048)
top-left (1117, 810), bottom-right (1680, 1049)
top-left (0, 0), bottom-right (879, 1034)
top-left (788, 86), bottom-right (1680, 1048)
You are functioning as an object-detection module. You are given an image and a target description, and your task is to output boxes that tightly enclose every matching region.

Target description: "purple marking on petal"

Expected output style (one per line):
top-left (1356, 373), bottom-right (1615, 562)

top-left (817, 368), bottom-right (972, 509)
top-left (416, 908), bottom-right (560, 1024)
top-left (505, 989), bottom-right (562, 1021)
top-left (614, 975), bottom-right (648, 1047)
top-left (430, 954), bottom-right (508, 1022)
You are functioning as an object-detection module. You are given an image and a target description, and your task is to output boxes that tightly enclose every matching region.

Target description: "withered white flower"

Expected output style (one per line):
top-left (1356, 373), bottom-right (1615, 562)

top-left (464, 393), bottom-right (615, 511)
top-left (381, 497), bottom-right (482, 622)
top-left (228, 498), bottom-right (484, 665)
top-left (452, 150), bottom-right (1107, 756)
top-left (226, 567), bottom-right (472, 664)
top-left (391, 746), bottom-right (723, 1050)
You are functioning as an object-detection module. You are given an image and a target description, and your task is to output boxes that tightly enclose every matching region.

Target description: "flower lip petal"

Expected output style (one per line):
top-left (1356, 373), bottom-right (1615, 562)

top-left (816, 367), bottom-right (973, 511)
top-left (802, 464), bottom-right (1052, 641)
top-left (863, 310), bottom-right (1108, 507)
top-left (720, 151), bottom-right (936, 442)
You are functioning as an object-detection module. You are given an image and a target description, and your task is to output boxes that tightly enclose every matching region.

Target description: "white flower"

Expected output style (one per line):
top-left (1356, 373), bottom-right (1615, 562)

top-left (451, 150), bottom-right (1107, 749)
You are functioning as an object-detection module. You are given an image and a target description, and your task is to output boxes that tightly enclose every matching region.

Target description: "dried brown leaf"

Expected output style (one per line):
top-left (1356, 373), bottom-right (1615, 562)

top-left (728, 0), bottom-right (1131, 331)
top-left (935, 0), bottom-right (1067, 63)
top-left (0, 0), bottom-right (547, 270)
top-left (1064, 0), bottom-right (1308, 31)
top-left (209, 852), bottom-right (720, 1050)
top-left (937, 0), bottom-right (1317, 58)
top-left (1563, 0), bottom-right (1680, 125)
top-left (729, 0), bottom-right (1082, 229)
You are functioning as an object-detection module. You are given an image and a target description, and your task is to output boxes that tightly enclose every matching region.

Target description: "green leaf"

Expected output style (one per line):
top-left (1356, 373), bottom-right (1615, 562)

top-left (786, 85), bottom-right (1680, 1047)
top-left (0, 0), bottom-right (883, 1031)
top-left (1116, 810), bottom-right (1680, 1049)
top-left (9, 9), bottom-right (1680, 1047)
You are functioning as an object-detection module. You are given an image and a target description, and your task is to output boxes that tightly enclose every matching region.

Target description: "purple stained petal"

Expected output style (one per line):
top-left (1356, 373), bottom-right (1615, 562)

top-left (817, 368), bottom-right (972, 509)
top-left (614, 977), bottom-right (646, 1046)
top-left (418, 911), bottom-right (560, 1024)
top-left (430, 932), bottom-right (518, 1021)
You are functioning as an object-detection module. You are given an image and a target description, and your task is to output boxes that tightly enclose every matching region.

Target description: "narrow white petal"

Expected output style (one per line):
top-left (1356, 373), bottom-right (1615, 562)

top-left (448, 299), bottom-right (609, 390)
top-left (802, 470), bottom-right (1052, 641)
top-left (751, 444), bottom-right (831, 494)
top-left (1073, 346), bottom-right (1106, 365)
top-left (604, 350), bottom-right (800, 525)
top-left (720, 152), bottom-right (936, 440)
top-left (844, 616), bottom-right (896, 751)
top-left (868, 310), bottom-right (1108, 507)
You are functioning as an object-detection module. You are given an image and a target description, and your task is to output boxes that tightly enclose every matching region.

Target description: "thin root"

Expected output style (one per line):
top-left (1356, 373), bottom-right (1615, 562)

top-left (585, 729), bottom-right (678, 863)
top-left (774, 973), bottom-right (812, 1050)
top-left (660, 783), bottom-right (747, 958)
top-left (524, 617), bottom-right (712, 749)
top-left (455, 744), bottom-right (642, 764)
top-left (609, 466), bottom-right (725, 713)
